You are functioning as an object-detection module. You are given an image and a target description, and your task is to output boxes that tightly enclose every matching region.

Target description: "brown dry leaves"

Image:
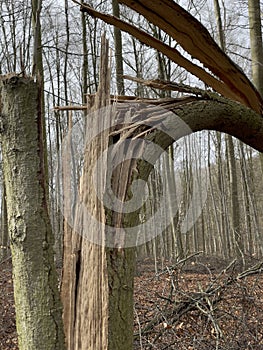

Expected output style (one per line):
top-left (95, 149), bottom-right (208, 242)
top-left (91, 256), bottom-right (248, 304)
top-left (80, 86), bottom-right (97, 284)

top-left (0, 258), bottom-right (18, 350)
top-left (1, 256), bottom-right (263, 350)
top-left (134, 258), bottom-right (263, 350)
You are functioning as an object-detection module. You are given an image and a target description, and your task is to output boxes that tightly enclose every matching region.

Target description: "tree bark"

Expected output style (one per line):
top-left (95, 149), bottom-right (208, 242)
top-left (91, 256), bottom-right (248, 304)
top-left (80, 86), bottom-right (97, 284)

top-left (248, 0), bottom-right (263, 96)
top-left (226, 134), bottom-right (243, 260)
top-left (112, 0), bottom-right (125, 95)
top-left (31, 0), bottom-right (49, 201)
top-left (0, 181), bottom-right (8, 261)
top-left (213, 0), bottom-right (243, 262)
top-left (248, 0), bottom-right (263, 182)
top-left (81, 1), bottom-right (88, 102)
top-left (61, 35), bottom-right (135, 350)
top-left (0, 75), bottom-right (65, 350)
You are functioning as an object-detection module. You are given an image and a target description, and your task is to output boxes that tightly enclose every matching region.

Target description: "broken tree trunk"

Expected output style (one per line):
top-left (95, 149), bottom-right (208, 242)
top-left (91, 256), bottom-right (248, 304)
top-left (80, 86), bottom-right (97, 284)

top-left (61, 35), bottom-right (136, 350)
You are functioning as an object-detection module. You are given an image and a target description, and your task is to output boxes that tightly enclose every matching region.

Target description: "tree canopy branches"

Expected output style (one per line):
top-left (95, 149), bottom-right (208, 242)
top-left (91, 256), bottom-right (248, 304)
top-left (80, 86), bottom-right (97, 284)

top-left (76, 0), bottom-right (263, 115)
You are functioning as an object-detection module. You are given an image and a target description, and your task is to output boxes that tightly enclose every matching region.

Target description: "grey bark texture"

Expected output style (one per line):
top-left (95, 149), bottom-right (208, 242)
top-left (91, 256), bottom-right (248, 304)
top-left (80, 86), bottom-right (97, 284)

top-left (248, 0), bottom-right (263, 96)
top-left (0, 75), bottom-right (65, 350)
top-left (112, 0), bottom-right (125, 95)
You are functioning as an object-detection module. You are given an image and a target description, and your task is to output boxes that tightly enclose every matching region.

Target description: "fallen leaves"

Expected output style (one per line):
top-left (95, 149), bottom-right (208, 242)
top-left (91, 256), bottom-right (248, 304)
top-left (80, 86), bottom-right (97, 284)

top-left (134, 257), bottom-right (263, 349)
top-left (1, 256), bottom-right (263, 349)
top-left (0, 258), bottom-right (18, 350)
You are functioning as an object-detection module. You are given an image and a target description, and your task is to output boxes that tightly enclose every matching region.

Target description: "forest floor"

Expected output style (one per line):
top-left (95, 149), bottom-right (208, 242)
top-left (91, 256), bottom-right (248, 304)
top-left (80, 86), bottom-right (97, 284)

top-left (1, 254), bottom-right (263, 350)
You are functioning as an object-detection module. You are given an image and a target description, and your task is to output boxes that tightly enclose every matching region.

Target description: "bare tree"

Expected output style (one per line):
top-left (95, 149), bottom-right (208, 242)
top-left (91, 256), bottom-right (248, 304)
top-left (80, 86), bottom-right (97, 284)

top-left (0, 75), bottom-right (65, 350)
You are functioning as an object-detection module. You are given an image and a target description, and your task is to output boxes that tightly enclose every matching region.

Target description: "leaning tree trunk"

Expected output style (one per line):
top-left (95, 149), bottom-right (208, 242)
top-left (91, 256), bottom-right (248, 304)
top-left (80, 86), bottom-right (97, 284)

top-left (0, 75), bottom-right (65, 350)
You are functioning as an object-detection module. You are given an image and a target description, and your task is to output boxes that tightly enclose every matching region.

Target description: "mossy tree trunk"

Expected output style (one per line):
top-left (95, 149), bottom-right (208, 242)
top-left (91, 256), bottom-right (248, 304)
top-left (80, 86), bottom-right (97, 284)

top-left (0, 75), bottom-right (65, 350)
